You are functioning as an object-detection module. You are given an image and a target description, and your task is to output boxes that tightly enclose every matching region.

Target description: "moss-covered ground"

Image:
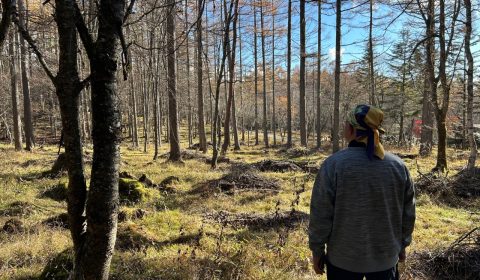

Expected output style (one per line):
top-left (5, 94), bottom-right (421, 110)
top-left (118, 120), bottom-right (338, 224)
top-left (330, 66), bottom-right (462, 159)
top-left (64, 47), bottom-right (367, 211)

top-left (0, 141), bottom-right (478, 279)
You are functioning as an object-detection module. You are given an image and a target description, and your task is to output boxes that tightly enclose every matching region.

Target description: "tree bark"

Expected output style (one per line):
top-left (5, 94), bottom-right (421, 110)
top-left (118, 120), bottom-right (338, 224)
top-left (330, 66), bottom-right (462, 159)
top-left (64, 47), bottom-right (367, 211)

top-left (271, 1), bottom-right (276, 146)
top-left (18, 0), bottom-right (34, 151)
top-left (74, 0), bottom-right (125, 277)
top-left (197, 0), bottom-right (207, 152)
top-left (464, 0), bottom-right (476, 170)
top-left (52, 1), bottom-right (87, 278)
top-left (260, 0), bottom-right (269, 148)
top-left (332, 0), bottom-right (341, 153)
top-left (212, 0), bottom-right (235, 169)
top-left (167, 0), bottom-right (182, 162)
top-left (253, 3), bottom-right (259, 145)
top-left (152, 31), bottom-right (160, 160)
top-left (221, 0), bottom-right (239, 155)
top-left (368, 0), bottom-right (376, 106)
top-left (185, 0), bottom-right (193, 148)
top-left (129, 57), bottom-right (139, 148)
top-left (299, 0), bottom-right (307, 147)
top-left (316, 1), bottom-right (321, 149)
top-left (9, 30), bottom-right (22, 151)
top-left (287, 0), bottom-right (292, 147)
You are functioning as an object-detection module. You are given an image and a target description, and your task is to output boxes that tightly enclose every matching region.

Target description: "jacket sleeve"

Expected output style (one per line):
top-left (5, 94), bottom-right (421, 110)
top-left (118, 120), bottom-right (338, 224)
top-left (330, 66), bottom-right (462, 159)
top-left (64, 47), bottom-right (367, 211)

top-left (308, 160), bottom-right (335, 257)
top-left (401, 166), bottom-right (416, 249)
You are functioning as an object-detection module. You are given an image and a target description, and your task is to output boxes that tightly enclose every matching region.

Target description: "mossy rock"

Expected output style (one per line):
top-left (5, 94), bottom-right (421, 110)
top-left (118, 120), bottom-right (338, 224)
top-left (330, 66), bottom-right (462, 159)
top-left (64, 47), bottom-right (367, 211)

top-left (41, 182), bottom-right (68, 201)
top-left (119, 178), bottom-right (151, 204)
top-left (39, 248), bottom-right (73, 279)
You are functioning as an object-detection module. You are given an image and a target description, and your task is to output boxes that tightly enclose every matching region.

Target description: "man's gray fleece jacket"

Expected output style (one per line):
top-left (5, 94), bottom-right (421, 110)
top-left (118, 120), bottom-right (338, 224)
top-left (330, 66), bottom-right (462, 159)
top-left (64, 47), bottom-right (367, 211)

top-left (309, 147), bottom-right (416, 273)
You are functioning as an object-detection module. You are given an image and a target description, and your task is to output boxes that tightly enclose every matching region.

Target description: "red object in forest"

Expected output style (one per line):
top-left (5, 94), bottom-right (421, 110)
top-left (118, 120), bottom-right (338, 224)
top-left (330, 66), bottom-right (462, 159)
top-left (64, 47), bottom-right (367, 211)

top-left (412, 119), bottom-right (422, 138)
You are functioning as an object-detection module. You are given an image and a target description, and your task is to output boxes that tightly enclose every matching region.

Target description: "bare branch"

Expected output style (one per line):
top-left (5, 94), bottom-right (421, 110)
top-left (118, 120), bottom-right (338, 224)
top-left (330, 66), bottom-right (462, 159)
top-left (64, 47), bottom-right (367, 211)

top-left (73, 1), bottom-right (95, 61)
top-left (12, 10), bottom-right (56, 83)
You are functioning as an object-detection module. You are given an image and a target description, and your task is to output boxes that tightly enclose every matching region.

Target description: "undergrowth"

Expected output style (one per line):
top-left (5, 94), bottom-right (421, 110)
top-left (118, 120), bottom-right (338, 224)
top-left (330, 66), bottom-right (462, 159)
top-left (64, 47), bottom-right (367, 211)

top-left (0, 143), bottom-right (478, 280)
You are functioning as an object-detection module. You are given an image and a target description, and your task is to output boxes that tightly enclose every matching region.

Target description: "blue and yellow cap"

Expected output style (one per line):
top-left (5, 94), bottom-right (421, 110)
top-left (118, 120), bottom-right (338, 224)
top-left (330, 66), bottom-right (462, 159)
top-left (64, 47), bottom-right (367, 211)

top-left (347, 104), bottom-right (385, 160)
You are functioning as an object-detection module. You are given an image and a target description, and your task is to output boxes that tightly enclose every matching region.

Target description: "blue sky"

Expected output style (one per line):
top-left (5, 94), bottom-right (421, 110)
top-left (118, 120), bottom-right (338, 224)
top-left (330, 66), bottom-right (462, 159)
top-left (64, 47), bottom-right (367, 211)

top-left (230, 0), bottom-right (480, 75)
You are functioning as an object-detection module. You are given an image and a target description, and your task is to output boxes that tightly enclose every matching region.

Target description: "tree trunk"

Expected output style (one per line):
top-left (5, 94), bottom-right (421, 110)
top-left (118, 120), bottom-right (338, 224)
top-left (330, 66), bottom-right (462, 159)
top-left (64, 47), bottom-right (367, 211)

top-left (18, 0), bottom-right (34, 151)
top-left (167, 0), bottom-right (182, 162)
top-left (52, 0), bottom-right (87, 278)
top-left (332, 0), bottom-right (341, 153)
top-left (232, 86), bottom-right (240, 150)
top-left (221, 0), bottom-right (239, 155)
top-left (420, 62), bottom-right (434, 156)
top-left (152, 31), bottom-right (160, 161)
top-left (316, 1), bottom-right (321, 149)
top-left (368, 0), bottom-right (376, 106)
top-left (431, 0), bottom-right (459, 172)
top-left (185, 0), bottom-right (193, 148)
top-left (142, 63), bottom-right (149, 152)
top-left (197, 0), bottom-right (207, 152)
top-left (78, 0), bottom-right (125, 276)
top-left (464, 0), bottom-right (477, 170)
top-left (299, 0), bottom-right (307, 147)
top-left (271, 2), bottom-right (276, 146)
top-left (260, 0), bottom-right (269, 148)
top-left (239, 17), bottom-right (245, 143)
top-left (287, 0), bottom-right (292, 147)
top-left (9, 30), bottom-right (22, 151)
top-left (129, 57), bottom-right (139, 148)
top-left (212, 0), bottom-right (235, 169)
top-left (254, 4), bottom-right (259, 146)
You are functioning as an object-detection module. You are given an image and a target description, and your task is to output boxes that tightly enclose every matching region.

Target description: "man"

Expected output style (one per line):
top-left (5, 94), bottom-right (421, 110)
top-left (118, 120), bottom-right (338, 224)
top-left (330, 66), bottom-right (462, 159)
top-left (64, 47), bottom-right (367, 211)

top-left (309, 104), bottom-right (415, 280)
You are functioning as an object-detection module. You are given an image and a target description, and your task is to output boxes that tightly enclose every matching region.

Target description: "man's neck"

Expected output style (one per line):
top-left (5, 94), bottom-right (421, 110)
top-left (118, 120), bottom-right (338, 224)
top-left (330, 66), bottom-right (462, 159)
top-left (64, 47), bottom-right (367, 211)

top-left (348, 140), bottom-right (367, 148)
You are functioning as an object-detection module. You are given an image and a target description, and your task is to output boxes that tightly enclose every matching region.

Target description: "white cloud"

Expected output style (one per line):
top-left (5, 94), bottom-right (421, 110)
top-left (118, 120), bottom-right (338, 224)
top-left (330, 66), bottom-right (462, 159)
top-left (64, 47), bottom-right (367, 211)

top-left (328, 47), bottom-right (345, 60)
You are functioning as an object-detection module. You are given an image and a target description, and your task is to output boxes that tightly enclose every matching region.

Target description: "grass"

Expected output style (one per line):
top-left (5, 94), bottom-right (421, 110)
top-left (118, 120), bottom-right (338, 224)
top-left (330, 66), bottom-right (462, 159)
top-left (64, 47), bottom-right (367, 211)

top-left (0, 141), bottom-right (478, 279)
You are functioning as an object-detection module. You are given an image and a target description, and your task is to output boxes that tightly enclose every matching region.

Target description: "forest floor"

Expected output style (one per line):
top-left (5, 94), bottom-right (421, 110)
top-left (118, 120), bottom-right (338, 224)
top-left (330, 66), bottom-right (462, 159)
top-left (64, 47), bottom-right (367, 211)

top-left (0, 141), bottom-right (479, 279)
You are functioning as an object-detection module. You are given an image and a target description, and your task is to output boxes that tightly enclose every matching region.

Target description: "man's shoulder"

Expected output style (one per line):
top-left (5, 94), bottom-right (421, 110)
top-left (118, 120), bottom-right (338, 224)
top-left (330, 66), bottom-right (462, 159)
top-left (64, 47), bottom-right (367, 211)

top-left (382, 152), bottom-right (406, 166)
top-left (321, 148), bottom-right (357, 167)
top-left (322, 150), bottom-right (407, 168)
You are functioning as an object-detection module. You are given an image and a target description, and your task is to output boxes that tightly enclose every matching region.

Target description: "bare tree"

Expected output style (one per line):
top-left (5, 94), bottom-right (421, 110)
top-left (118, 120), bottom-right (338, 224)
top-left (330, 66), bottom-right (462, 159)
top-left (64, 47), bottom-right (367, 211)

top-left (464, 0), bottom-right (476, 171)
top-left (9, 30), bottom-right (22, 151)
top-left (368, 0), bottom-right (376, 106)
top-left (221, 0), bottom-right (240, 154)
top-left (167, 0), bottom-right (182, 162)
top-left (316, 0), bottom-right (321, 149)
top-left (18, 0), bottom-right (34, 151)
top-left (254, 2), bottom-right (259, 145)
top-left (197, 0), bottom-right (207, 153)
top-left (260, 0), bottom-right (269, 147)
top-left (287, 0), bottom-right (292, 147)
top-left (212, 0), bottom-right (236, 168)
top-left (332, 0), bottom-right (341, 153)
top-left (299, 0), bottom-right (307, 147)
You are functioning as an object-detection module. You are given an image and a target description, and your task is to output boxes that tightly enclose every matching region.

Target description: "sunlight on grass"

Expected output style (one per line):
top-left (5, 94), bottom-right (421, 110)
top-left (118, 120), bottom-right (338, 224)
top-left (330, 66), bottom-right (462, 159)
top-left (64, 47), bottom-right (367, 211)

top-left (0, 142), bottom-right (478, 279)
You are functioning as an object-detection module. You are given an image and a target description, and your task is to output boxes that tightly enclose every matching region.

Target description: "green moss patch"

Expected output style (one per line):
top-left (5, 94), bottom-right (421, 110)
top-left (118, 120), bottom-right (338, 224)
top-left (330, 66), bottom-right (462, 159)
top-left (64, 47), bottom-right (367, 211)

top-left (119, 178), bottom-right (152, 204)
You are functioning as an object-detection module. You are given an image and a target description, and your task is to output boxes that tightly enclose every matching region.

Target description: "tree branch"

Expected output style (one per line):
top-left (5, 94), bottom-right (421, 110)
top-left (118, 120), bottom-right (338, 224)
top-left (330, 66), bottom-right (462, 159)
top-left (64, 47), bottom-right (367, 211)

top-left (73, 1), bottom-right (95, 61)
top-left (12, 11), bottom-right (56, 83)
top-left (78, 75), bottom-right (91, 92)
top-left (123, 0), bottom-right (136, 23)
